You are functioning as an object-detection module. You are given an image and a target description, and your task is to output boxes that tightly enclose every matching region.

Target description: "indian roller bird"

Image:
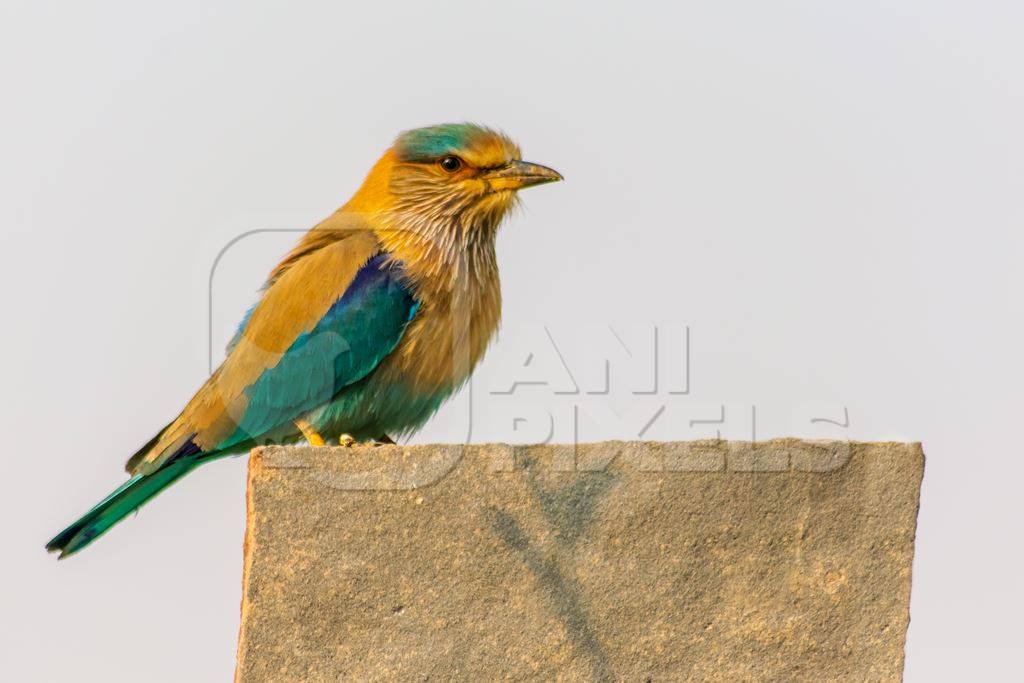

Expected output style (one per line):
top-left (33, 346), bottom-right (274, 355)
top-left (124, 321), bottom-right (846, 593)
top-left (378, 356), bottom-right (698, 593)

top-left (47, 123), bottom-right (562, 557)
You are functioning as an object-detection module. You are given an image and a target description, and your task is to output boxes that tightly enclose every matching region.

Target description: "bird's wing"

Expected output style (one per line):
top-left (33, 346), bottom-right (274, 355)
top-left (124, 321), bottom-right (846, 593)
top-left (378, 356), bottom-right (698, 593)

top-left (128, 222), bottom-right (418, 474)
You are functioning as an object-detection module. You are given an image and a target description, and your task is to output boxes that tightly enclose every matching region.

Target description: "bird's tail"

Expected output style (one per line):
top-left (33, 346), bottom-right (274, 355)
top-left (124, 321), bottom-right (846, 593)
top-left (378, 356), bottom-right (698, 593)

top-left (45, 458), bottom-right (197, 558)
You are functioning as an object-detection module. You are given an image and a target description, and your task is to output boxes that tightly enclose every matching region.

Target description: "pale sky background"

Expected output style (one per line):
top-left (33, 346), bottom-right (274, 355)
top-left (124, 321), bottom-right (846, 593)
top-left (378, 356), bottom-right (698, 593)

top-left (2, 1), bottom-right (1022, 680)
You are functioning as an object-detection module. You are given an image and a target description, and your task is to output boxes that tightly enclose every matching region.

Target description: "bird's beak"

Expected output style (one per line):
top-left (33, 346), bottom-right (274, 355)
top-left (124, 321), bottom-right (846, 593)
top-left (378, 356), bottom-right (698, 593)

top-left (483, 160), bottom-right (563, 192)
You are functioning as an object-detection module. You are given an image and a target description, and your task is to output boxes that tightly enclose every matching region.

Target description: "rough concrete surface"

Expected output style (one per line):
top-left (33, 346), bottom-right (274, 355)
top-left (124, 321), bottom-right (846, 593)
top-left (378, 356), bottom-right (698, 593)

top-left (235, 440), bottom-right (924, 682)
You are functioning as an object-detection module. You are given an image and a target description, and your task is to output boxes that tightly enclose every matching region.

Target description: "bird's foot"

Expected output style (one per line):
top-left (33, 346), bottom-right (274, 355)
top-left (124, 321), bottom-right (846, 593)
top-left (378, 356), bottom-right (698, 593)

top-left (338, 434), bottom-right (356, 448)
top-left (294, 418), bottom-right (326, 447)
top-left (371, 434), bottom-right (396, 447)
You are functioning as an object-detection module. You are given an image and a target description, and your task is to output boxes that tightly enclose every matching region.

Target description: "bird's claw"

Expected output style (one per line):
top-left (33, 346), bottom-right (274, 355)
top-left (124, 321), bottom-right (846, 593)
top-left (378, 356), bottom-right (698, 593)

top-left (338, 434), bottom-right (356, 448)
top-left (295, 418), bottom-right (326, 447)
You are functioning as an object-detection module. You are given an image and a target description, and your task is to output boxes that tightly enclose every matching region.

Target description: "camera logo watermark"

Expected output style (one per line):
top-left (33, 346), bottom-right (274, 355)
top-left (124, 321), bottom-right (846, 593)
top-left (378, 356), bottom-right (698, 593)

top-left (209, 228), bottom-right (853, 488)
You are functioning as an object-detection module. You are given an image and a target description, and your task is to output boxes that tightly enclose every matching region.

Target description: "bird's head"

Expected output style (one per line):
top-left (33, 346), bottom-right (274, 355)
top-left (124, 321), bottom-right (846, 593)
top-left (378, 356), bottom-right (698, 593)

top-left (348, 123), bottom-right (562, 241)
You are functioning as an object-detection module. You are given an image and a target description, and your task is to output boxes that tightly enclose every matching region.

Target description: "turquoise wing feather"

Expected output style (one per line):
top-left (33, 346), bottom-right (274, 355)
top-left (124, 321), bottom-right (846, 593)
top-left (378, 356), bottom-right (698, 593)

top-left (221, 253), bottom-right (418, 449)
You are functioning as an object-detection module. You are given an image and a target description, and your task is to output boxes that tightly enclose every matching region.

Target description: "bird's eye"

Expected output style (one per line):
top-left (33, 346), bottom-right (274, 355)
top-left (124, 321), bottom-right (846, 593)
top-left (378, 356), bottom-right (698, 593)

top-left (439, 156), bottom-right (463, 173)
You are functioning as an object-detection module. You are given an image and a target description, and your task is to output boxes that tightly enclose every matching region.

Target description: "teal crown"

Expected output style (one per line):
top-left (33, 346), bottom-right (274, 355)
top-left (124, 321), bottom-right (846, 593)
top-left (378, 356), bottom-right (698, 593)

top-left (394, 123), bottom-right (493, 162)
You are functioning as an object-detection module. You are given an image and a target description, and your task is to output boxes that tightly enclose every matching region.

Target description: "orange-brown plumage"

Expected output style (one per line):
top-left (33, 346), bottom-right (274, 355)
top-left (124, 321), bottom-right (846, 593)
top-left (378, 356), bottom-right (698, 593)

top-left (48, 123), bottom-right (561, 556)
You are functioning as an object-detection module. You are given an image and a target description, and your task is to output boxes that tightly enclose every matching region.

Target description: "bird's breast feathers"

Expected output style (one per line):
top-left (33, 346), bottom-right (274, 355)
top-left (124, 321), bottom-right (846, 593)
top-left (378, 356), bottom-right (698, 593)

top-left (374, 252), bottom-right (501, 396)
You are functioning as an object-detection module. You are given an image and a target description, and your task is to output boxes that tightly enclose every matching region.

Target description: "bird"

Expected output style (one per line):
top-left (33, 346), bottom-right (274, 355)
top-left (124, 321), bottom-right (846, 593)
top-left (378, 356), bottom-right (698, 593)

top-left (46, 123), bottom-right (562, 558)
